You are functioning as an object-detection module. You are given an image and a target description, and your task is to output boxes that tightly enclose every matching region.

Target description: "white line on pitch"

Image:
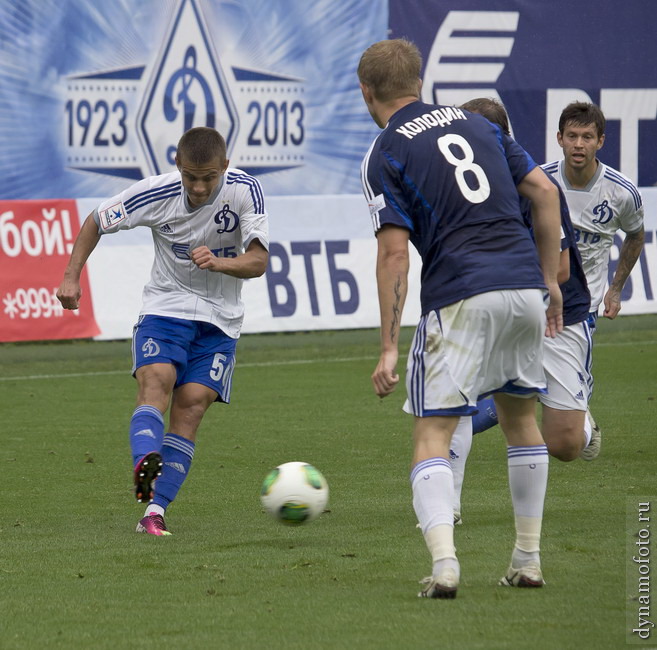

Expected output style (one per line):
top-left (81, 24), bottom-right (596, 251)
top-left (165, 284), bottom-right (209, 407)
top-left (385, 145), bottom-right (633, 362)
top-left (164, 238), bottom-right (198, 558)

top-left (0, 355), bottom-right (378, 382)
top-left (2, 340), bottom-right (655, 382)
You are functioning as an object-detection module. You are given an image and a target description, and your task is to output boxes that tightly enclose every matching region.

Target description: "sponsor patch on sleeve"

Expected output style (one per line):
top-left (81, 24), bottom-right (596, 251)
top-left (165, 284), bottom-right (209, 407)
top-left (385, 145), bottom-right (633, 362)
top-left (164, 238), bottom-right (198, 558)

top-left (367, 193), bottom-right (386, 216)
top-left (98, 202), bottom-right (127, 230)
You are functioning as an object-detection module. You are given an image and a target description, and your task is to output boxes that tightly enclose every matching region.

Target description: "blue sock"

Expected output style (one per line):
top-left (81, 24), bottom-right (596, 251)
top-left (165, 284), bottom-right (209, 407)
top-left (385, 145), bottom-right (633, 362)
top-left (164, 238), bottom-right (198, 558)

top-left (130, 405), bottom-right (165, 465)
top-left (151, 433), bottom-right (195, 511)
top-left (472, 397), bottom-right (498, 435)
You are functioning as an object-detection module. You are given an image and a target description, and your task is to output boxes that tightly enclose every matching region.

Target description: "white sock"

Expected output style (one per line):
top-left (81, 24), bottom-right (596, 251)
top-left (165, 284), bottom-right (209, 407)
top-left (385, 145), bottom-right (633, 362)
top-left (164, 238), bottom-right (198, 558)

top-left (411, 458), bottom-right (457, 570)
top-left (512, 516), bottom-right (543, 566)
top-left (449, 416), bottom-right (473, 517)
top-left (426, 526), bottom-right (460, 579)
top-left (411, 457), bottom-right (455, 534)
top-left (512, 545), bottom-right (540, 568)
top-left (583, 412), bottom-right (592, 447)
top-left (144, 504), bottom-right (165, 518)
top-left (507, 445), bottom-right (549, 561)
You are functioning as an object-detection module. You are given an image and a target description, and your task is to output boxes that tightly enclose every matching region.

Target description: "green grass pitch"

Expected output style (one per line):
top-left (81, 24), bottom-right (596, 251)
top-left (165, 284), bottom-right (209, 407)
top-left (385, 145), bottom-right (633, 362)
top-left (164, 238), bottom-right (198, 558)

top-left (1, 315), bottom-right (656, 649)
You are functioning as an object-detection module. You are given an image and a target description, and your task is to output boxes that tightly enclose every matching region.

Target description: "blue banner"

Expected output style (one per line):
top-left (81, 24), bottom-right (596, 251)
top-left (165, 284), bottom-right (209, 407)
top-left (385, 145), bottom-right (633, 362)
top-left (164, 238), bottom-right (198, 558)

top-left (390, 0), bottom-right (657, 187)
top-left (0, 0), bottom-right (386, 199)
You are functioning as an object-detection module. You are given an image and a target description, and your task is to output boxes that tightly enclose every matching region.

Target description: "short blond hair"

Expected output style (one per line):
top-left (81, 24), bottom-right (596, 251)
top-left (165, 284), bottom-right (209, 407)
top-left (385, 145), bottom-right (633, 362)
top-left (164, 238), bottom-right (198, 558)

top-left (357, 39), bottom-right (422, 103)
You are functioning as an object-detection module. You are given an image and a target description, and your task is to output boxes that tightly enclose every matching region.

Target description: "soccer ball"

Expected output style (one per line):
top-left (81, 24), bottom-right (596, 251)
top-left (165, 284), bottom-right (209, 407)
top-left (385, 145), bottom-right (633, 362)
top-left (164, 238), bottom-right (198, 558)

top-left (260, 461), bottom-right (329, 525)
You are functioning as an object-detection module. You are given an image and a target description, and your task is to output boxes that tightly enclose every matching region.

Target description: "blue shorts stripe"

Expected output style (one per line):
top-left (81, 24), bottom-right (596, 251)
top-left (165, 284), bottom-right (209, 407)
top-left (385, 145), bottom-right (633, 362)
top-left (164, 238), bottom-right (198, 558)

top-left (410, 314), bottom-right (427, 415)
top-left (420, 405), bottom-right (478, 417)
top-left (582, 319), bottom-right (594, 397)
top-left (479, 380), bottom-right (547, 400)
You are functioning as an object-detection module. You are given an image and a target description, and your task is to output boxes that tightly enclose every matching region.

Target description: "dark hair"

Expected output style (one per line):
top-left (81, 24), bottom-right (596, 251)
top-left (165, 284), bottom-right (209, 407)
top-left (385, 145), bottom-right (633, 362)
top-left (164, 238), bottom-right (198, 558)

top-left (176, 127), bottom-right (227, 165)
top-left (558, 102), bottom-right (606, 138)
top-left (357, 39), bottom-right (422, 102)
top-left (459, 97), bottom-right (510, 135)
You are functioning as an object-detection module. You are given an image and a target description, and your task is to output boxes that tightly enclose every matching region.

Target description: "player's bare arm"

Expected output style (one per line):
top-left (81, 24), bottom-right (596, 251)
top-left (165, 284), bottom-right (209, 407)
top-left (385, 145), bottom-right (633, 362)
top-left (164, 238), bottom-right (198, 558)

top-left (191, 239), bottom-right (268, 278)
top-left (372, 225), bottom-right (409, 398)
top-left (603, 226), bottom-right (645, 319)
top-left (518, 168), bottom-right (563, 337)
top-left (56, 212), bottom-right (101, 310)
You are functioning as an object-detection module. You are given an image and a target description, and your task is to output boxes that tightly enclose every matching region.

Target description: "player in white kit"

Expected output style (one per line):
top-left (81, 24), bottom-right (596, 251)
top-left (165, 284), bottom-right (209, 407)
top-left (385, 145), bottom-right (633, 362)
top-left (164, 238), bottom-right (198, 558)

top-left (57, 127), bottom-right (269, 535)
top-left (543, 102), bottom-right (645, 447)
top-left (543, 102), bottom-right (644, 320)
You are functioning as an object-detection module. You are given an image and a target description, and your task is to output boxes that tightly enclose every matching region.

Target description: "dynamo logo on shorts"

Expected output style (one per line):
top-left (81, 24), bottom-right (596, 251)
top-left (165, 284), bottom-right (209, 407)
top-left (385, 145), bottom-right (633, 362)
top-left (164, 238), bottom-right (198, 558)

top-left (137, 0), bottom-right (238, 175)
top-left (142, 338), bottom-right (161, 358)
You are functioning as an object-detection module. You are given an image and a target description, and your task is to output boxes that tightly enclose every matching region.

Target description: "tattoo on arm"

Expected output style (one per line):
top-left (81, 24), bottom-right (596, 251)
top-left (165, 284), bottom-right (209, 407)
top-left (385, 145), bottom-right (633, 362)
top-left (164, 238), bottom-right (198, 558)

top-left (388, 275), bottom-right (402, 342)
top-left (611, 231), bottom-right (644, 290)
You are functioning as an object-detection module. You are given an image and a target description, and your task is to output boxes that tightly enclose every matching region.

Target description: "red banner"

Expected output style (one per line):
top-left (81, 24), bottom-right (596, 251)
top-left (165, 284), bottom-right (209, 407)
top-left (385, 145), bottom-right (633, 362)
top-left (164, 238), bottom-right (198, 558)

top-left (0, 200), bottom-right (100, 342)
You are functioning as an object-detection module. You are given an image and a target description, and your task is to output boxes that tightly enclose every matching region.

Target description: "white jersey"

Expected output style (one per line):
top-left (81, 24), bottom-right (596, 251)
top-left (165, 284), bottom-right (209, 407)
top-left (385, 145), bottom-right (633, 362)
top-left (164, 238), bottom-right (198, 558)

top-left (542, 159), bottom-right (643, 312)
top-left (95, 167), bottom-right (269, 338)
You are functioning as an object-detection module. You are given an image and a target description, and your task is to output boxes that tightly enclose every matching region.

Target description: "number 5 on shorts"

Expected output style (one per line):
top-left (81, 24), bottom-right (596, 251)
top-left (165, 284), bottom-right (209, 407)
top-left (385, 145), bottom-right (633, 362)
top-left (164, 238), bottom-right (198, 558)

top-left (210, 353), bottom-right (232, 385)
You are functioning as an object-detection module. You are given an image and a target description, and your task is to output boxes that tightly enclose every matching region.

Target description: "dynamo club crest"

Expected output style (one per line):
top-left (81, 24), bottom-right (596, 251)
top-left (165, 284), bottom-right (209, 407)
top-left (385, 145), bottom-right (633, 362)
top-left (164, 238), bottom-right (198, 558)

top-left (63, 0), bottom-right (307, 183)
top-left (138, 0), bottom-right (237, 174)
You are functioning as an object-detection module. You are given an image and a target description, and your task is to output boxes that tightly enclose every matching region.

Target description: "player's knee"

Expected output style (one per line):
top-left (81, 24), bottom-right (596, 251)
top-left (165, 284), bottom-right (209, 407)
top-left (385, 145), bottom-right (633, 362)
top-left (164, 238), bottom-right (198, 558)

top-left (541, 412), bottom-right (586, 462)
top-left (171, 398), bottom-right (207, 424)
top-left (544, 430), bottom-right (581, 461)
top-left (170, 385), bottom-right (215, 430)
top-left (136, 388), bottom-right (170, 413)
top-left (548, 444), bottom-right (579, 462)
top-left (136, 364), bottom-right (176, 407)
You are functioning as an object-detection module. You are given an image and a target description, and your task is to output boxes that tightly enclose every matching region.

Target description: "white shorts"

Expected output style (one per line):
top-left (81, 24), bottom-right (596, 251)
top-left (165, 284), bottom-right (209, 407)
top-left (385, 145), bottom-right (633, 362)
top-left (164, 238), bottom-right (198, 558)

top-left (539, 320), bottom-right (593, 411)
top-left (404, 289), bottom-right (547, 417)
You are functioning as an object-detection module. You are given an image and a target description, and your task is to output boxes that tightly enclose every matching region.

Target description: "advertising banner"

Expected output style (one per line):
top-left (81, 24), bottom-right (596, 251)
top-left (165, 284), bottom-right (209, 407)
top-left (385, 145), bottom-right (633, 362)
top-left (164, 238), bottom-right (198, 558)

top-left (0, 0), bottom-right (654, 343)
top-left (0, 0), bottom-right (386, 200)
top-left (1, 192), bottom-right (655, 342)
top-left (390, 0), bottom-right (657, 187)
top-left (3, 192), bottom-right (653, 342)
top-left (0, 200), bottom-right (99, 342)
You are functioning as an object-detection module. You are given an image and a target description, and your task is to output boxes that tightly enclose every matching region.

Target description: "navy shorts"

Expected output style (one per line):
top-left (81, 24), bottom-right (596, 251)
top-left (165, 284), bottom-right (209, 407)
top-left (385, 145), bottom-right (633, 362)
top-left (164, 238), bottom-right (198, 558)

top-left (132, 315), bottom-right (237, 403)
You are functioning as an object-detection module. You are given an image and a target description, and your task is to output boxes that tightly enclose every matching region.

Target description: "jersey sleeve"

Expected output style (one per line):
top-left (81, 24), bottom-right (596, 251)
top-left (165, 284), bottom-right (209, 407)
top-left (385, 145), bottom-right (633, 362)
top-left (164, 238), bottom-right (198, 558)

top-left (501, 133), bottom-right (538, 185)
top-left (236, 175), bottom-right (269, 251)
top-left (555, 180), bottom-right (573, 251)
top-left (360, 139), bottom-right (414, 234)
top-left (95, 176), bottom-right (178, 234)
top-left (522, 183), bottom-right (570, 250)
top-left (619, 189), bottom-right (644, 234)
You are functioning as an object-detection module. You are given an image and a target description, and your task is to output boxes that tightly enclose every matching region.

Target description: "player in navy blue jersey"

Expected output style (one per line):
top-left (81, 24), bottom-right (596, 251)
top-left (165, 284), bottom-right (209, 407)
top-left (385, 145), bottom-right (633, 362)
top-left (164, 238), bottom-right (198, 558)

top-left (358, 40), bottom-right (563, 598)
top-left (448, 98), bottom-right (595, 529)
top-left (57, 127), bottom-right (269, 536)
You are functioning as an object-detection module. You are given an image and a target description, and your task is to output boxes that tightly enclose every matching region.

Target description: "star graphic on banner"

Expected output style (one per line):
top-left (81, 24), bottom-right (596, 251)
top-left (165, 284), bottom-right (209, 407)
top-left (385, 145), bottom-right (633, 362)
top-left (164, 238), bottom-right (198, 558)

top-left (3, 292), bottom-right (18, 319)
